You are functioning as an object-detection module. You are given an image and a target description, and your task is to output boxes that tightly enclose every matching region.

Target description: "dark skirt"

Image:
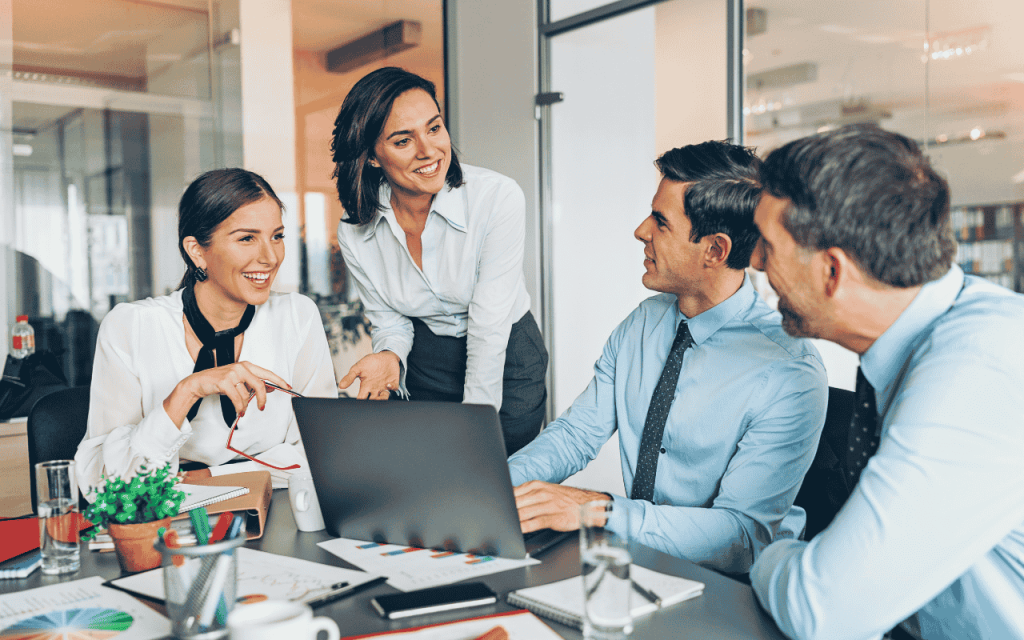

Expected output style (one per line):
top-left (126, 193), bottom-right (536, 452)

top-left (403, 311), bottom-right (548, 456)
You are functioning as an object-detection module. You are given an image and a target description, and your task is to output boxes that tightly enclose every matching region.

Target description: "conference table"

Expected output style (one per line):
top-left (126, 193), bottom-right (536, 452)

top-left (2, 491), bottom-right (786, 639)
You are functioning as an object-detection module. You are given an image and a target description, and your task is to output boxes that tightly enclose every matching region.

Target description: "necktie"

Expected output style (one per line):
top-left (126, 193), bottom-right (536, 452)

top-left (631, 320), bottom-right (693, 502)
top-left (846, 367), bottom-right (881, 489)
top-left (182, 284), bottom-right (256, 425)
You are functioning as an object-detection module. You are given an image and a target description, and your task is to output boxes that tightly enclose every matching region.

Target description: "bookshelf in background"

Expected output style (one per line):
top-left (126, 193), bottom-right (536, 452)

top-left (951, 201), bottom-right (1023, 293)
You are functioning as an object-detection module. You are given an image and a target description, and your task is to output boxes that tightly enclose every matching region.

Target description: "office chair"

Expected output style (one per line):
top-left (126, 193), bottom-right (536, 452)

top-left (793, 386), bottom-right (856, 540)
top-left (27, 386), bottom-right (90, 511)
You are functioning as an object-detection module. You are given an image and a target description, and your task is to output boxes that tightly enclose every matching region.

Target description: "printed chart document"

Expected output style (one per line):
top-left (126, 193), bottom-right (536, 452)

top-left (506, 564), bottom-right (704, 629)
top-left (318, 538), bottom-right (539, 592)
top-left (109, 548), bottom-right (379, 605)
top-left (344, 610), bottom-right (561, 639)
top-left (0, 575), bottom-right (170, 639)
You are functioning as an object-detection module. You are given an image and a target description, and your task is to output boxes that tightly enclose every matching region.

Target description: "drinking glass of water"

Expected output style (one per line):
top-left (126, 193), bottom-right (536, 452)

top-left (580, 500), bottom-right (632, 640)
top-left (36, 460), bottom-right (81, 575)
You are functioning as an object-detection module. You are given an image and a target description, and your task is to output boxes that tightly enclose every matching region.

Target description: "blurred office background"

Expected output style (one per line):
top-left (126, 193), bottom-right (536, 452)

top-left (1, 0), bottom-right (1021, 507)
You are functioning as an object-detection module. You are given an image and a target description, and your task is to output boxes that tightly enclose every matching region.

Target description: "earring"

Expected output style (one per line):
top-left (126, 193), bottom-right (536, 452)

top-left (195, 266), bottom-right (208, 282)
top-left (367, 159), bottom-right (379, 168)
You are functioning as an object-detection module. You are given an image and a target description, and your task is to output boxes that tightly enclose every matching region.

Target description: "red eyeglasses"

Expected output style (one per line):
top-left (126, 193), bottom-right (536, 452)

top-left (226, 381), bottom-right (305, 471)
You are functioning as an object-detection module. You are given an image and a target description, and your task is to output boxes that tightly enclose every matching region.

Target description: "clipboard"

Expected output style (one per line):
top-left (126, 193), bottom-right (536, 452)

top-left (174, 471), bottom-right (272, 540)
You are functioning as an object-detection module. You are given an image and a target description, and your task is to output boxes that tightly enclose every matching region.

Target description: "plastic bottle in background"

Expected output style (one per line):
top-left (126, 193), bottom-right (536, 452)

top-left (11, 315), bottom-right (35, 359)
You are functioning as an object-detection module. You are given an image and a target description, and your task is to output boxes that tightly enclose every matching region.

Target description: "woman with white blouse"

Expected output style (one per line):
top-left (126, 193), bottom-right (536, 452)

top-left (332, 67), bottom-right (547, 455)
top-left (75, 169), bottom-right (337, 496)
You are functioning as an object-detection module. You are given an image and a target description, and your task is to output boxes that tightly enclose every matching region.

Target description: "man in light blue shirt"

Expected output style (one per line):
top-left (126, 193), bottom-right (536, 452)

top-left (509, 141), bottom-right (828, 575)
top-left (749, 124), bottom-right (1024, 640)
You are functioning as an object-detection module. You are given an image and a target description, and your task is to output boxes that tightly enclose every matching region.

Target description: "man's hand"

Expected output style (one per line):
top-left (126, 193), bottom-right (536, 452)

top-left (514, 481), bottom-right (609, 533)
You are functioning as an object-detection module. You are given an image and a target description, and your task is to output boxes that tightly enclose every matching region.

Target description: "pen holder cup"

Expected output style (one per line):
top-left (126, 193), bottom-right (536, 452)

top-left (155, 535), bottom-right (247, 640)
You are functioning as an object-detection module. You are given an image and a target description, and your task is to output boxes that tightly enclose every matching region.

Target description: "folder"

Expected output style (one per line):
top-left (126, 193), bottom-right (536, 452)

top-left (174, 471), bottom-right (272, 540)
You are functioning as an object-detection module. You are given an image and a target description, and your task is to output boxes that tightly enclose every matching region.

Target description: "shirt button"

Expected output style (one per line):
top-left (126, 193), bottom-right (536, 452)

top-left (660, 448), bottom-right (666, 454)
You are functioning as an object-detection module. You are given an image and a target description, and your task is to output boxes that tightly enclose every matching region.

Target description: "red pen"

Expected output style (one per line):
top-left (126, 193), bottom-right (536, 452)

top-left (208, 512), bottom-right (234, 544)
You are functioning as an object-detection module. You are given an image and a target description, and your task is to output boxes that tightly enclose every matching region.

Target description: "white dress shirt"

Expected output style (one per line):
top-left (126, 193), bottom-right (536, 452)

top-left (751, 265), bottom-right (1024, 640)
top-left (75, 290), bottom-right (338, 494)
top-left (337, 164), bottom-right (532, 410)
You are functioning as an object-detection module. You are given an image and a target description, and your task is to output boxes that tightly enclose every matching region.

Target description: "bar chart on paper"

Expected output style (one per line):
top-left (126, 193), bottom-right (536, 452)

top-left (318, 538), bottom-right (539, 591)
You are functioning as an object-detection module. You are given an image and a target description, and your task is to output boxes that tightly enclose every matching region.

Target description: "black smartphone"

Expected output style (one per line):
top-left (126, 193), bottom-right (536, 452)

top-left (370, 582), bottom-right (498, 619)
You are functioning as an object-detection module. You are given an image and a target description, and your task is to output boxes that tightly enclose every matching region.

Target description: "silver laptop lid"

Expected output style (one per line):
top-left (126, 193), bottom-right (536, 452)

top-left (293, 398), bottom-right (528, 559)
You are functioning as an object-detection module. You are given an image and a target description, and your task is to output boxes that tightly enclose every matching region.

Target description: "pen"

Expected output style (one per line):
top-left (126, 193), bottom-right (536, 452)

top-left (226, 514), bottom-right (245, 540)
top-left (306, 576), bottom-right (388, 608)
top-left (631, 580), bottom-right (662, 608)
top-left (209, 512), bottom-right (234, 544)
top-left (190, 508), bottom-right (212, 545)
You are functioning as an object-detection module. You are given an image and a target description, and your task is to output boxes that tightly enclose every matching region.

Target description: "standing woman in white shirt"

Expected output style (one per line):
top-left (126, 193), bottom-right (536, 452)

top-left (75, 168), bottom-right (337, 495)
top-left (332, 67), bottom-right (547, 455)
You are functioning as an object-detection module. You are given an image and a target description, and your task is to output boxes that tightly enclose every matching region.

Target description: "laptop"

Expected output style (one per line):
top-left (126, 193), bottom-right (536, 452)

top-left (293, 398), bottom-right (567, 559)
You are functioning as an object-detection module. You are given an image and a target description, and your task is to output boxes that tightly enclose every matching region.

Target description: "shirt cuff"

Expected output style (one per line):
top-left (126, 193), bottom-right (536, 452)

top-left (129, 403), bottom-right (191, 463)
top-left (604, 493), bottom-right (640, 540)
top-left (750, 538), bottom-right (807, 613)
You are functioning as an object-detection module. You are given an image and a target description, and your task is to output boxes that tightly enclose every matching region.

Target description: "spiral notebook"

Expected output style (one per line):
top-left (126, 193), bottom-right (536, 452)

top-left (506, 565), bottom-right (704, 630)
top-left (178, 483), bottom-right (249, 512)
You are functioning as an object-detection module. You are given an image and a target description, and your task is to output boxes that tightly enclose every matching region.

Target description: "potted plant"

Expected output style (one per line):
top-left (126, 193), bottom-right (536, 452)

top-left (83, 463), bottom-right (186, 572)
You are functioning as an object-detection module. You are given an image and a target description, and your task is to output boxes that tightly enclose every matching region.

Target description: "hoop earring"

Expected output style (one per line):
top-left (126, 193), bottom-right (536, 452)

top-left (194, 267), bottom-right (208, 282)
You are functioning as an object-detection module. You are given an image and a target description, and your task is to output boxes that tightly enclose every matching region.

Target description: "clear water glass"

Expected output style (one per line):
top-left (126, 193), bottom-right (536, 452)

top-left (35, 460), bottom-right (81, 575)
top-left (580, 500), bottom-right (632, 639)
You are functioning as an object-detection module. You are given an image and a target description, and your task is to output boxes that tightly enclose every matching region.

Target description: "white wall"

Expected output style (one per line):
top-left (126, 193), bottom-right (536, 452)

top-left (444, 0), bottom-right (541, 317)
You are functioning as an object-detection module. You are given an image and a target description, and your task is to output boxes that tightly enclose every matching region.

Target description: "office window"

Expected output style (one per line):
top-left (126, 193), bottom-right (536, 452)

top-left (744, 0), bottom-right (1024, 293)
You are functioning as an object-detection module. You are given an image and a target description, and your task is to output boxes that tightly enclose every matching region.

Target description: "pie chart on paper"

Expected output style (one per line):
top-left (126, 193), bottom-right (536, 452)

top-left (0, 607), bottom-right (134, 640)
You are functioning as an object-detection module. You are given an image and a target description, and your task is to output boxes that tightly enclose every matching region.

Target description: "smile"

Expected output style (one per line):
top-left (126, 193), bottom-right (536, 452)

top-left (414, 161), bottom-right (441, 176)
top-left (243, 272), bottom-right (271, 284)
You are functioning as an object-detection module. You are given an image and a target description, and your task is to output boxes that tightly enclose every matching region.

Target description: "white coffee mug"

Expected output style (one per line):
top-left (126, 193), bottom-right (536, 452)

top-left (288, 472), bottom-right (326, 532)
top-left (228, 600), bottom-right (339, 640)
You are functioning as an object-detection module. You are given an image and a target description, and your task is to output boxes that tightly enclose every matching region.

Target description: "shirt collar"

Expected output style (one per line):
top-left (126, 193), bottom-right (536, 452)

top-left (677, 273), bottom-right (756, 346)
top-left (860, 264), bottom-right (965, 404)
top-left (358, 181), bottom-right (465, 240)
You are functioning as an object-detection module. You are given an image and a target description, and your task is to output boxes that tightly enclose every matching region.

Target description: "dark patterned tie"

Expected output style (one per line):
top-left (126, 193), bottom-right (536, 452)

top-left (631, 320), bottom-right (693, 502)
top-left (846, 367), bottom-right (881, 489)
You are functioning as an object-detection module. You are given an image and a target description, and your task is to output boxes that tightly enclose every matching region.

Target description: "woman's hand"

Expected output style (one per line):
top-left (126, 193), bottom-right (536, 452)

top-left (163, 361), bottom-right (292, 428)
top-left (338, 351), bottom-right (401, 400)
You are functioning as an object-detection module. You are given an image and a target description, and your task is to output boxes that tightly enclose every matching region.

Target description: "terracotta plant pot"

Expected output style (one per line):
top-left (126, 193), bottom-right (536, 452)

top-left (108, 517), bottom-right (171, 573)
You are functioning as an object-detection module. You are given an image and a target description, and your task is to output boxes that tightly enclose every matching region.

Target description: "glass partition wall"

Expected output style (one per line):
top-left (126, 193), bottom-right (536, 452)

top-left (2, 0), bottom-right (231, 385)
top-left (537, 0), bottom-right (1023, 490)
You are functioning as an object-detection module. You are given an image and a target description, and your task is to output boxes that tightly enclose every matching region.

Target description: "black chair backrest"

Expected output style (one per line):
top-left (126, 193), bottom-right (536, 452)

top-left (793, 386), bottom-right (856, 540)
top-left (27, 386), bottom-right (90, 511)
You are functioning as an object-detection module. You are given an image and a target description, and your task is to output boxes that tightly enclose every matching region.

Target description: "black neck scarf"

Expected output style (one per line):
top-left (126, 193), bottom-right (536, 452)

top-left (182, 284), bottom-right (256, 425)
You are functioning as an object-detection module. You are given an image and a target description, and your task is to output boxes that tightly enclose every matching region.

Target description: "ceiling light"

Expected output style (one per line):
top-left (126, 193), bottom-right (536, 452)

top-left (970, 127), bottom-right (984, 140)
top-left (924, 25), bottom-right (990, 63)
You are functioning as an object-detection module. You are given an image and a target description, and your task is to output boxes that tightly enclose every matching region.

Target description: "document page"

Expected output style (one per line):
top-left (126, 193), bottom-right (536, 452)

top-left (318, 537), bottom-right (539, 592)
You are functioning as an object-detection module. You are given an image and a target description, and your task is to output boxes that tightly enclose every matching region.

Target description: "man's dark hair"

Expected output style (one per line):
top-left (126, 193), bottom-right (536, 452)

top-left (760, 124), bottom-right (955, 287)
top-left (331, 67), bottom-right (464, 225)
top-left (655, 141), bottom-right (762, 270)
top-left (177, 168), bottom-right (283, 289)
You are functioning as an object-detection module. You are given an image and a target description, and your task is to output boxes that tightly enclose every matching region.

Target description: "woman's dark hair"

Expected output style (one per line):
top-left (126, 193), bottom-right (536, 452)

top-left (177, 168), bottom-right (284, 289)
top-left (760, 124), bottom-right (954, 287)
top-left (331, 67), bottom-right (463, 225)
top-left (655, 141), bottom-right (763, 270)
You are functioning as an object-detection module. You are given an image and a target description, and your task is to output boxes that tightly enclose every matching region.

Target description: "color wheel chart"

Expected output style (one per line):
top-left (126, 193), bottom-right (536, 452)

top-left (318, 538), bottom-right (539, 592)
top-left (0, 577), bottom-right (170, 640)
top-left (0, 607), bottom-right (132, 639)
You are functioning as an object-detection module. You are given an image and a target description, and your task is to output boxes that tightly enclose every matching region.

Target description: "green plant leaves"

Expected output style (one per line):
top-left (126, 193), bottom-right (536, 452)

top-left (82, 463), bottom-right (186, 530)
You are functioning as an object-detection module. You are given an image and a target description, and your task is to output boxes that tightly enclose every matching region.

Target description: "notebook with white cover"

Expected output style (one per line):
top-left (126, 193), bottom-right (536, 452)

top-left (178, 483), bottom-right (248, 512)
top-left (506, 565), bottom-right (704, 630)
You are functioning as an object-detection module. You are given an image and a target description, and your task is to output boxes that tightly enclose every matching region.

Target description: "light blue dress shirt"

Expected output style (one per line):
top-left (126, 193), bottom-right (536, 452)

top-left (751, 265), bottom-right (1024, 640)
top-left (337, 165), bottom-right (532, 410)
top-left (508, 276), bottom-right (827, 574)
